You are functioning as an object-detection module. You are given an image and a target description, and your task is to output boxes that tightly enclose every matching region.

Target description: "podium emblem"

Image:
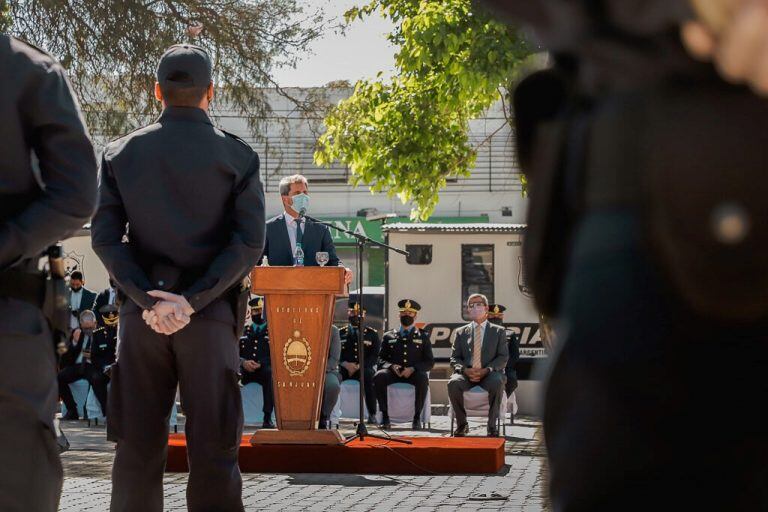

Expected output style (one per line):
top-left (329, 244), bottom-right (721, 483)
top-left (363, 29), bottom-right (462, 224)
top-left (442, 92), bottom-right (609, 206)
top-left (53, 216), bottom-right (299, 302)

top-left (283, 330), bottom-right (312, 376)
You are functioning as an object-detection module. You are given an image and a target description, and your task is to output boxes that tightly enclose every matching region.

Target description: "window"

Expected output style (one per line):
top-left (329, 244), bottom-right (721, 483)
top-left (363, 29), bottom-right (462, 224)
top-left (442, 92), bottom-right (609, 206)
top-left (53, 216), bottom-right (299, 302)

top-left (461, 244), bottom-right (494, 320)
top-left (406, 245), bottom-right (432, 265)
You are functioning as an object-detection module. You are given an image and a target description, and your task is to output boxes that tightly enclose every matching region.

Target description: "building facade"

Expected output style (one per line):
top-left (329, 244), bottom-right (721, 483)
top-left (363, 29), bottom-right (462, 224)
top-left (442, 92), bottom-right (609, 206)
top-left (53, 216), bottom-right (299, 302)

top-left (212, 87), bottom-right (527, 286)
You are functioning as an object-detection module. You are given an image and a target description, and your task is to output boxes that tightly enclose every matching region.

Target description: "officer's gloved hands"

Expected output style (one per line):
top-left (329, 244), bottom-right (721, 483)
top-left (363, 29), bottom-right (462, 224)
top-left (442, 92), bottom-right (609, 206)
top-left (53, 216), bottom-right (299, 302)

top-left (142, 290), bottom-right (195, 335)
top-left (341, 361), bottom-right (358, 375)
top-left (683, 0), bottom-right (768, 95)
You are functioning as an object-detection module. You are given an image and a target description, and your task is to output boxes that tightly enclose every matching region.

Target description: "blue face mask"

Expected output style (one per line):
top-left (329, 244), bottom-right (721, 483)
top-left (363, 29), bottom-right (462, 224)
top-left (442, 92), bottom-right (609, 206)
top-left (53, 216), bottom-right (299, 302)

top-left (291, 193), bottom-right (310, 214)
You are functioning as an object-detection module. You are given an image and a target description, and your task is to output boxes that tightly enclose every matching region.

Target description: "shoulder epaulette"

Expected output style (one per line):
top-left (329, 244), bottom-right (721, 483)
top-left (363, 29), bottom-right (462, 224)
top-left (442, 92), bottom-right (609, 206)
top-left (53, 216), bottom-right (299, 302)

top-left (221, 129), bottom-right (252, 150)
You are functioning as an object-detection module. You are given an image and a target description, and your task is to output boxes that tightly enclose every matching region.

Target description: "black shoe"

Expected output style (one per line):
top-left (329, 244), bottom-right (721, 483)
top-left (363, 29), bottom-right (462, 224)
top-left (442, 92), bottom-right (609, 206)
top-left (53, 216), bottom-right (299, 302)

top-left (411, 419), bottom-right (422, 431)
top-left (262, 419), bottom-right (275, 429)
top-left (318, 419), bottom-right (328, 430)
top-left (453, 423), bottom-right (469, 437)
top-left (487, 427), bottom-right (500, 437)
top-left (380, 415), bottom-right (391, 429)
top-left (62, 410), bottom-right (79, 421)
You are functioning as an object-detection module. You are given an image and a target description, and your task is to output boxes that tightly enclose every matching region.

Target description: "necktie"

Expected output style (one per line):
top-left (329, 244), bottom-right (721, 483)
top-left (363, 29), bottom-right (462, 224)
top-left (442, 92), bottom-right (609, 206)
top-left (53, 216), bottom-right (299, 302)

top-left (295, 218), bottom-right (304, 246)
top-left (472, 323), bottom-right (482, 369)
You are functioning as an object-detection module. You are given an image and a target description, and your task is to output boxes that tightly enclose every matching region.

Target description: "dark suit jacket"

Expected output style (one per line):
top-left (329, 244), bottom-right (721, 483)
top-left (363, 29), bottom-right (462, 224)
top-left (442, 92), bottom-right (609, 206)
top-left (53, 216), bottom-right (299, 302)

top-left (71, 287), bottom-right (97, 316)
top-left (450, 322), bottom-right (509, 373)
top-left (61, 326), bottom-right (116, 369)
top-left (93, 287), bottom-right (116, 310)
top-left (262, 214), bottom-right (340, 267)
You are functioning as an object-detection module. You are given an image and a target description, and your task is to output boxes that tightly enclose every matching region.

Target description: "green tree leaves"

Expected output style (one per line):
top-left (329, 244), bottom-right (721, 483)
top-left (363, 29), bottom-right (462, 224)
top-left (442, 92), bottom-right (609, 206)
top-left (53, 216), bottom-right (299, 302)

top-left (316, 0), bottom-right (532, 219)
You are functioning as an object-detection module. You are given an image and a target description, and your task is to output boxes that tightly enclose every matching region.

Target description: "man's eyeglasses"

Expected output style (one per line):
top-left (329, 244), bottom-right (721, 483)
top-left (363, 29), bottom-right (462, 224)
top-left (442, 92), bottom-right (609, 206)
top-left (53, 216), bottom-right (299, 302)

top-left (468, 303), bottom-right (486, 309)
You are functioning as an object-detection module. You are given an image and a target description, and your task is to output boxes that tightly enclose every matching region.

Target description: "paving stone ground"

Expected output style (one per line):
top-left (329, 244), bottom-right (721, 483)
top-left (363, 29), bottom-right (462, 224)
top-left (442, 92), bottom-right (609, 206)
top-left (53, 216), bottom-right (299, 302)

top-left (59, 415), bottom-right (549, 511)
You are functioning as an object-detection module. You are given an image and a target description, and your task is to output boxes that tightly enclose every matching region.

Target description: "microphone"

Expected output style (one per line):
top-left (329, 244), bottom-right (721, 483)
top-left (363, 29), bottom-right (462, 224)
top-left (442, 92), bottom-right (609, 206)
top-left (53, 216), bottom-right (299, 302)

top-left (298, 207), bottom-right (306, 219)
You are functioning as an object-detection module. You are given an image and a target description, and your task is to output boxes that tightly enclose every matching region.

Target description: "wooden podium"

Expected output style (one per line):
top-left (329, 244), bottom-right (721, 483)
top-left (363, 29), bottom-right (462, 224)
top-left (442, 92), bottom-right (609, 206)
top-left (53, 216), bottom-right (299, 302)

top-left (249, 266), bottom-right (346, 445)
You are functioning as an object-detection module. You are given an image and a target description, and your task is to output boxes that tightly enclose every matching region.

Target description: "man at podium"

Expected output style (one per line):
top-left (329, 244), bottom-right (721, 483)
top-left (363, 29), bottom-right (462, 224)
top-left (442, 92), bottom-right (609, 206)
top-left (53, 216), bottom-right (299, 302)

top-left (262, 174), bottom-right (352, 285)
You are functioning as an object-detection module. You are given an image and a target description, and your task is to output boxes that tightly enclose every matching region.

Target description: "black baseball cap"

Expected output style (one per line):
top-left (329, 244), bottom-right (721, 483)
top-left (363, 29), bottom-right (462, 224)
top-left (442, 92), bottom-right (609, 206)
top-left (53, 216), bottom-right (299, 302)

top-left (156, 44), bottom-right (213, 89)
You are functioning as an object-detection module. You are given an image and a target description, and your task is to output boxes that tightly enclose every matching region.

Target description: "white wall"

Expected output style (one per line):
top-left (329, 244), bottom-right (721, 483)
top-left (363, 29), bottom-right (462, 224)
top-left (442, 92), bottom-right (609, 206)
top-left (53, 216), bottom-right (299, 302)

top-left (386, 230), bottom-right (539, 327)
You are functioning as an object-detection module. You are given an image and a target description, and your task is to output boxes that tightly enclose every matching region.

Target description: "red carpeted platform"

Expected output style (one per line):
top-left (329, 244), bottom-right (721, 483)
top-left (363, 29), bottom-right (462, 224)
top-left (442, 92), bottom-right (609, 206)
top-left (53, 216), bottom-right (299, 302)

top-left (166, 434), bottom-right (505, 475)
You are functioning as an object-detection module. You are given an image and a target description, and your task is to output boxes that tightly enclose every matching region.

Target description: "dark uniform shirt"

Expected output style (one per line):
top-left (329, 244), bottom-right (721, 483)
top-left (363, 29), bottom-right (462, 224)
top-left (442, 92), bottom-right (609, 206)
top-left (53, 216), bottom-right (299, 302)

top-left (339, 325), bottom-right (380, 369)
top-left (504, 328), bottom-right (521, 377)
top-left (0, 35), bottom-right (98, 270)
top-left (239, 322), bottom-right (270, 367)
top-left (91, 106), bottom-right (265, 312)
top-left (378, 326), bottom-right (435, 373)
top-left (89, 325), bottom-right (118, 369)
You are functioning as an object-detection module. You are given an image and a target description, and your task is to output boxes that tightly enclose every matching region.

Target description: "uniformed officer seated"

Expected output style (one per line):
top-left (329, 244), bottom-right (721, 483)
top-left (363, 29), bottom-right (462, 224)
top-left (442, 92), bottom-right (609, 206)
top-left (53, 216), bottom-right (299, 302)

top-left (339, 300), bottom-right (381, 424)
top-left (374, 299), bottom-right (434, 430)
top-left (239, 296), bottom-right (274, 429)
top-left (58, 308), bottom-right (117, 420)
top-left (487, 304), bottom-right (520, 425)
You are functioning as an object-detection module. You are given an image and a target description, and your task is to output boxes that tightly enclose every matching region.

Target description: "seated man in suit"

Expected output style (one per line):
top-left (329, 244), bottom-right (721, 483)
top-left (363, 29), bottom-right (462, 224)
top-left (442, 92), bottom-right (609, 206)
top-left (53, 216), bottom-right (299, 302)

top-left (339, 300), bottom-right (381, 424)
top-left (448, 294), bottom-right (509, 437)
top-left (488, 304), bottom-right (520, 425)
top-left (374, 299), bottom-right (434, 430)
top-left (68, 270), bottom-right (97, 330)
top-left (58, 308), bottom-right (118, 420)
top-left (261, 174), bottom-right (352, 285)
top-left (239, 296), bottom-right (274, 429)
top-left (319, 325), bottom-right (342, 429)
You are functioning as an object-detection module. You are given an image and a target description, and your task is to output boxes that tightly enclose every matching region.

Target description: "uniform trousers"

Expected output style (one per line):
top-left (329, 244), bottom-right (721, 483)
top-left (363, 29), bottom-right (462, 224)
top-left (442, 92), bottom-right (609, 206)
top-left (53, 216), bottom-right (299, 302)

top-left (0, 298), bottom-right (62, 512)
top-left (108, 300), bottom-right (244, 512)
top-left (340, 365), bottom-right (377, 415)
top-left (241, 366), bottom-right (274, 419)
top-left (373, 368), bottom-right (429, 420)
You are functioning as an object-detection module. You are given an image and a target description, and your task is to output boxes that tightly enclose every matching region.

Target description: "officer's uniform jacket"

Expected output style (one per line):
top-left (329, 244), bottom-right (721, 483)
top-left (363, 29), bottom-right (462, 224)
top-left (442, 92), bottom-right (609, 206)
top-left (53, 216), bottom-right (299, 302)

top-left (339, 325), bottom-right (380, 370)
top-left (378, 327), bottom-right (434, 373)
top-left (239, 322), bottom-right (270, 367)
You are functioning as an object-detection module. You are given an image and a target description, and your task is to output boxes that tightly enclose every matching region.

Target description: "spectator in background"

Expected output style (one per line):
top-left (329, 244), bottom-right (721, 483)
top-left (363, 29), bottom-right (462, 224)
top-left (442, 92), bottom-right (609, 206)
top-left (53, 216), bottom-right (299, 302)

top-left (68, 271), bottom-right (96, 330)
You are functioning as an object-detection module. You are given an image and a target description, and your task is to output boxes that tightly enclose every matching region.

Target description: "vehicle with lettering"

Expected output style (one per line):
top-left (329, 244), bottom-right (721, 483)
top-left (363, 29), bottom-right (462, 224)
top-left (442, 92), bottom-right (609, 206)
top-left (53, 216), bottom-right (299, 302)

top-left (383, 223), bottom-right (545, 414)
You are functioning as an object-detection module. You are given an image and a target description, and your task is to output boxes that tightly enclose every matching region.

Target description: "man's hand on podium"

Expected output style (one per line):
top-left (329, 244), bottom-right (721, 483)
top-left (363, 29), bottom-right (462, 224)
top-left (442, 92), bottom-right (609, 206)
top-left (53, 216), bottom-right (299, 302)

top-left (344, 267), bottom-right (353, 285)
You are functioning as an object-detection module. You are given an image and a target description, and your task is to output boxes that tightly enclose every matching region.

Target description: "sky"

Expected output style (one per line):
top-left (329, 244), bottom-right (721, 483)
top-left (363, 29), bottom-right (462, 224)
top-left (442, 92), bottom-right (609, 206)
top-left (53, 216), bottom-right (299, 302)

top-left (271, 0), bottom-right (397, 87)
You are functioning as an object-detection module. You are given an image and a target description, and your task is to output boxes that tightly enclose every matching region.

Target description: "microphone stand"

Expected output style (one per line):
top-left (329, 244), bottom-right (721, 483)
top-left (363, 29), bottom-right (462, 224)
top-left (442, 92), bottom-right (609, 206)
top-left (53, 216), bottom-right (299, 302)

top-left (304, 214), bottom-right (411, 445)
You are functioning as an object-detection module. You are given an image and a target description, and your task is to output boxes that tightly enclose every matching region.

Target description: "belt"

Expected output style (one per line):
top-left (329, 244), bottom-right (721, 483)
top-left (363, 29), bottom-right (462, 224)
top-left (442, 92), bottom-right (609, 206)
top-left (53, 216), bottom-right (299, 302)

top-left (0, 270), bottom-right (46, 308)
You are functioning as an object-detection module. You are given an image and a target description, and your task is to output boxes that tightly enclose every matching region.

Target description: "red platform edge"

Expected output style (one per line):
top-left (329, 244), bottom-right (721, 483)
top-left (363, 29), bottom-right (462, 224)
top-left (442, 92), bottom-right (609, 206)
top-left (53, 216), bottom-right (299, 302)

top-left (166, 434), bottom-right (505, 475)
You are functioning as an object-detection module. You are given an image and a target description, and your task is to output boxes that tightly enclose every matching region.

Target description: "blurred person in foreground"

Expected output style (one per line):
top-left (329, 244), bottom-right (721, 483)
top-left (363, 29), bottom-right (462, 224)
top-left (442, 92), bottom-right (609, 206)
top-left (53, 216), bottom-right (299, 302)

top-left (0, 34), bottom-right (98, 510)
top-left (480, 1), bottom-right (768, 510)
